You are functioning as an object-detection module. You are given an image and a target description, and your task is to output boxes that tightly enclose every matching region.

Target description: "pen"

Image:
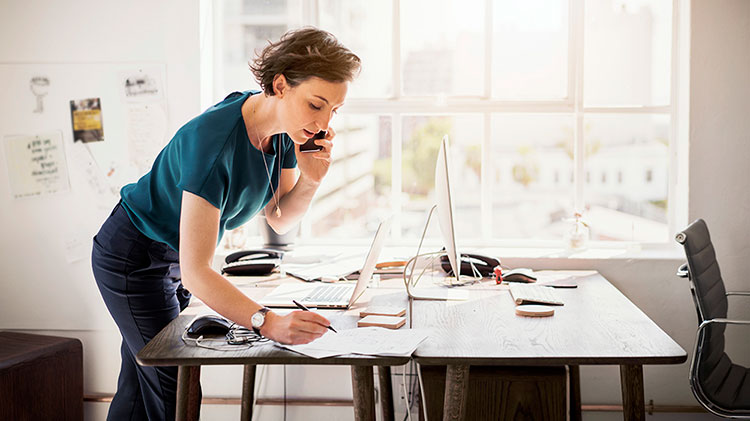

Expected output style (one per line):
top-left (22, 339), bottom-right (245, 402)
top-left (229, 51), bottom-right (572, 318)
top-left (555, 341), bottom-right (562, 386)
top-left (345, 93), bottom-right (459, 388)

top-left (292, 300), bottom-right (338, 333)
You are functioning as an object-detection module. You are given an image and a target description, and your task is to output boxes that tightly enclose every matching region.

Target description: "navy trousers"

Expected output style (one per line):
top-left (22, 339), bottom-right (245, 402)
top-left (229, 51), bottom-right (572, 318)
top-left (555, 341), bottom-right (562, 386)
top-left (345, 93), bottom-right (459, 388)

top-left (92, 201), bottom-right (192, 421)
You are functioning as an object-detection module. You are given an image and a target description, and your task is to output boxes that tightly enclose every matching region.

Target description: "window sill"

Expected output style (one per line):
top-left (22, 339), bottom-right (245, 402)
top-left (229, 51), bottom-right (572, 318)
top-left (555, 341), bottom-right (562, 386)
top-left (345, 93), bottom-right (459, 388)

top-left (216, 237), bottom-right (685, 266)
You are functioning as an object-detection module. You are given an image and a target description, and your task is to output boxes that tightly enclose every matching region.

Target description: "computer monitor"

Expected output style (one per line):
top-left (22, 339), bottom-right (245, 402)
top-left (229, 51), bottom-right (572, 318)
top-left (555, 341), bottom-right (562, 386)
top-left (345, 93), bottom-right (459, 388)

top-left (435, 134), bottom-right (460, 281)
top-left (403, 134), bottom-right (470, 300)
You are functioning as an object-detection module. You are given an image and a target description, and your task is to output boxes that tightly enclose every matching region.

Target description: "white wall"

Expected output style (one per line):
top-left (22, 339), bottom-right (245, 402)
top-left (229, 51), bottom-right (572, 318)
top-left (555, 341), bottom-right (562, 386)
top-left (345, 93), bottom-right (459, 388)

top-left (689, 0), bottom-right (750, 295)
top-left (1, 0), bottom-right (748, 420)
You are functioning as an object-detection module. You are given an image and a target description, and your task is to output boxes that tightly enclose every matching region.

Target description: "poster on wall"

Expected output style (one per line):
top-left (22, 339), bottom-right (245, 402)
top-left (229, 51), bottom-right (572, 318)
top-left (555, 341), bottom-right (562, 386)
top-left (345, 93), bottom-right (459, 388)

top-left (120, 66), bottom-right (165, 103)
top-left (3, 131), bottom-right (70, 199)
top-left (70, 97), bottom-right (104, 143)
top-left (29, 76), bottom-right (50, 114)
top-left (119, 66), bottom-right (168, 171)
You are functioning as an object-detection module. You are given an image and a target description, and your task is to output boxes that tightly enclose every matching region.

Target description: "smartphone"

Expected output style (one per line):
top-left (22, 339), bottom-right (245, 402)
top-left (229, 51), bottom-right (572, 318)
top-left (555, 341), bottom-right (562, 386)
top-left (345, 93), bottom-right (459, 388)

top-left (300, 130), bottom-right (326, 153)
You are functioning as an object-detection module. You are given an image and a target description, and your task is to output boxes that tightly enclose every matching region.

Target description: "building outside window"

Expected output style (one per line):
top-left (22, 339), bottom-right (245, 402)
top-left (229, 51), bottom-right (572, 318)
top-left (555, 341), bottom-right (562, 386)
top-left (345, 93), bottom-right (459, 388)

top-left (206, 0), bottom-right (682, 246)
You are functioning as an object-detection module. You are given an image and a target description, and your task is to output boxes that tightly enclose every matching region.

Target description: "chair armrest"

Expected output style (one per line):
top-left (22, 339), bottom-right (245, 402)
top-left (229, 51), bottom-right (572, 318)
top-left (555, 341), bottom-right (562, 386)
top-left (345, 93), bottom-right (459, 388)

top-left (698, 318), bottom-right (750, 333)
top-left (726, 291), bottom-right (750, 297)
top-left (676, 262), bottom-right (689, 278)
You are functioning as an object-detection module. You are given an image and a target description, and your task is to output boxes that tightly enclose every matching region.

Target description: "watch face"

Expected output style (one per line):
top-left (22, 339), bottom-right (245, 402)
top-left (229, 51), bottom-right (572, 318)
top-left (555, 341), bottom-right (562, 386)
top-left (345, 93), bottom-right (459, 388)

top-left (251, 311), bottom-right (265, 328)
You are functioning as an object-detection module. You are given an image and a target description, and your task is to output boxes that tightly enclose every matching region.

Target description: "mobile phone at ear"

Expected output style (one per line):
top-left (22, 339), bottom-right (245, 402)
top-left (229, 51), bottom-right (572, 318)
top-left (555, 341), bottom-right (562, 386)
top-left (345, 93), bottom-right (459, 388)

top-left (300, 131), bottom-right (325, 153)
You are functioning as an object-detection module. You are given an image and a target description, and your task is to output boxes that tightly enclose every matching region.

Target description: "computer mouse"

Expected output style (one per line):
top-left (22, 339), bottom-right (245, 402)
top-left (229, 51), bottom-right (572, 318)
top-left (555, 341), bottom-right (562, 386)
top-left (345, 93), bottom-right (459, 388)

top-left (186, 315), bottom-right (233, 338)
top-left (502, 268), bottom-right (537, 283)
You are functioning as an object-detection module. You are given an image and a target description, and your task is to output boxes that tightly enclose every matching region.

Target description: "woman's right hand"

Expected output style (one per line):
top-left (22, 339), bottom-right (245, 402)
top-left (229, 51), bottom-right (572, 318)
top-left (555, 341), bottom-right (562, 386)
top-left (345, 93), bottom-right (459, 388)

top-left (260, 310), bottom-right (331, 344)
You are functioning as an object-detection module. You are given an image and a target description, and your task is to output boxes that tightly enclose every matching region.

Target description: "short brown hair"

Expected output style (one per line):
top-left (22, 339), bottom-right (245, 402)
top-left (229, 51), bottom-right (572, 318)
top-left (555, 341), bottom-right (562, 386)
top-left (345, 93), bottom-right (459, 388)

top-left (250, 27), bottom-right (361, 96)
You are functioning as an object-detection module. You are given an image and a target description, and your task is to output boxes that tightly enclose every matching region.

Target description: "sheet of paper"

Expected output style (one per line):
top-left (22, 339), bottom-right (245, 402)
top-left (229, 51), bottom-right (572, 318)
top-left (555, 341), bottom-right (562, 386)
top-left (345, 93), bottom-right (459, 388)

top-left (68, 141), bottom-right (115, 197)
top-left (278, 327), bottom-right (430, 359)
top-left (3, 131), bottom-right (70, 199)
top-left (534, 270), bottom-right (598, 284)
top-left (120, 65), bottom-right (165, 103)
top-left (127, 102), bottom-right (168, 172)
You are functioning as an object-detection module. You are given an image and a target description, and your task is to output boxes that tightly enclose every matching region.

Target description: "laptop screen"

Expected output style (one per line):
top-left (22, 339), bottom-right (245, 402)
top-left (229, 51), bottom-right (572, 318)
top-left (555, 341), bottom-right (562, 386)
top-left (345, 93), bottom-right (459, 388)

top-left (348, 217), bottom-right (392, 307)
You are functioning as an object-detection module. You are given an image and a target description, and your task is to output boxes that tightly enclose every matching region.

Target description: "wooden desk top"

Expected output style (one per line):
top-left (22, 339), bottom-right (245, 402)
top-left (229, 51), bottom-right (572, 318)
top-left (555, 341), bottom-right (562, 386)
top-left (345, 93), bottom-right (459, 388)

top-left (136, 283), bottom-right (411, 367)
top-left (137, 271), bottom-right (686, 368)
top-left (411, 272), bottom-right (687, 366)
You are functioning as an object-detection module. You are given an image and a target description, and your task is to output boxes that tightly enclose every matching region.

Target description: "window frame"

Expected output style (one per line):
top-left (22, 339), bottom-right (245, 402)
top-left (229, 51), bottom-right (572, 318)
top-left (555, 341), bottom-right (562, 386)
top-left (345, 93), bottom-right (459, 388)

top-left (203, 0), bottom-right (687, 247)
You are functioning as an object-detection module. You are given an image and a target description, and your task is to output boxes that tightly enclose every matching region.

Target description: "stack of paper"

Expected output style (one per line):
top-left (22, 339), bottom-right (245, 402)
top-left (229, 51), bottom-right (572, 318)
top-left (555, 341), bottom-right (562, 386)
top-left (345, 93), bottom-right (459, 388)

top-left (278, 327), bottom-right (430, 359)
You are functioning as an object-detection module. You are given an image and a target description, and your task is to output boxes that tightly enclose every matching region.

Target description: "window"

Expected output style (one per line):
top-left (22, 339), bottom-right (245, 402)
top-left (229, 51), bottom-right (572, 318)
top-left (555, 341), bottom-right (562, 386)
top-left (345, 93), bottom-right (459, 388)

top-left (206, 0), bottom-right (683, 244)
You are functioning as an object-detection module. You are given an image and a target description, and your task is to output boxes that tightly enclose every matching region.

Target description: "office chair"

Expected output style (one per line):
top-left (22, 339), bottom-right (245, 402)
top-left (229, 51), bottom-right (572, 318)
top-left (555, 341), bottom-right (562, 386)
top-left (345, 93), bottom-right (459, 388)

top-left (676, 219), bottom-right (750, 418)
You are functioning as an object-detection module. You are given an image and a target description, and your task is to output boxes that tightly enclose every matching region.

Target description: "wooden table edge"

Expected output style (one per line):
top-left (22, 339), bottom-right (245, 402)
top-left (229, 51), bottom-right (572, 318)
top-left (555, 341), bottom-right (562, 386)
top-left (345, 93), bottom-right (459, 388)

top-left (412, 354), bottom-right (687, 366)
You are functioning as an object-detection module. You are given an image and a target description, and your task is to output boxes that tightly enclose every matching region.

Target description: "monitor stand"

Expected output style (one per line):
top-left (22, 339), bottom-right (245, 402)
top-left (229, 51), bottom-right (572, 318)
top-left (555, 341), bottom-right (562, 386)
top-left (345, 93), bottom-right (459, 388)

top-left (404, 205), bottom-right (470, 301)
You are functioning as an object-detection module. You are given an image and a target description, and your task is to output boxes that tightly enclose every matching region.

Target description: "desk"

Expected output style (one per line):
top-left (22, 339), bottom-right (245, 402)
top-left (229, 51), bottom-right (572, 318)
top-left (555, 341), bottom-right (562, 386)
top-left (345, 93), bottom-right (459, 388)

top-left (137, 284), bottom-right (410, 421)
top-left (137, 271), bottom-right (686, 421)
top-left (410, 272), bottom-right (687, 421)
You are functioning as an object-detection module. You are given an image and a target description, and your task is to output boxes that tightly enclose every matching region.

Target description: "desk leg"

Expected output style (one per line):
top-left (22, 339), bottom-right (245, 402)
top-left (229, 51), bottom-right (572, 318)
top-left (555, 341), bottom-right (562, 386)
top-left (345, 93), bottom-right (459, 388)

top-left (176, 365), bottom-right (201, 421)
top-left (569, 365), bottom-right (582, 421)
top-left (620, 364), bottom-right (645, 421)
top-left (240, 365), bottom-right (257, 421)
top-left (378, 366), bottom-right (394, 421)
top-left (351, 366), bottom-right (375, 421)
top-left (443, 364), bottom-right (469, 421)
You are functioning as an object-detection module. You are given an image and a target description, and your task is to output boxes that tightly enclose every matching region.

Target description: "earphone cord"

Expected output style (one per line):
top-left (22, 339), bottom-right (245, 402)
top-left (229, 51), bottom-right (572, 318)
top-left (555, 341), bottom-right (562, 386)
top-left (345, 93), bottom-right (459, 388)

top-left (253, 99), bottom-right (282, 217)
top-left (259, 135), bottom-right (282, 217)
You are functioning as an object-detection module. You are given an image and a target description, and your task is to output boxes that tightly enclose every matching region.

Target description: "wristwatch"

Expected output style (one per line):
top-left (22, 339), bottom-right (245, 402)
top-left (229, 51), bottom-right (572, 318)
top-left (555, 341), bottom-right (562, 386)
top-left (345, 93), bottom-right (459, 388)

top-left (250, 307), bottom-right (270, 335)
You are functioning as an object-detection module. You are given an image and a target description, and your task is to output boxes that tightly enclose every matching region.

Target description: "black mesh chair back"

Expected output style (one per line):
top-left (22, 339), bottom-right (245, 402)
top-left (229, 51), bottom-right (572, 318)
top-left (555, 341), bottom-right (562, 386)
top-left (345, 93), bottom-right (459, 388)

top-left (676, 218), bottom-right (750, 418)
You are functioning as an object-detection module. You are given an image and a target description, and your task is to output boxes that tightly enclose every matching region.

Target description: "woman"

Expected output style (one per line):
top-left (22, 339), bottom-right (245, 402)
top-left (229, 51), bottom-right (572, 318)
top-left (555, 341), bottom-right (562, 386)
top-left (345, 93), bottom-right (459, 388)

top-left (92, 27), bottom-right (360, 420)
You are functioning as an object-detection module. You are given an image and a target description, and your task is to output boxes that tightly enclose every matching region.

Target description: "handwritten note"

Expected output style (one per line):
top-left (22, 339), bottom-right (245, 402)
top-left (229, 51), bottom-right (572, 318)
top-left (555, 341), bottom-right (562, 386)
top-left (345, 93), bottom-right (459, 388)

top-left (3, 132), bottom-right (70, 199)
top-left (127, 103), bottom-right (167, 172)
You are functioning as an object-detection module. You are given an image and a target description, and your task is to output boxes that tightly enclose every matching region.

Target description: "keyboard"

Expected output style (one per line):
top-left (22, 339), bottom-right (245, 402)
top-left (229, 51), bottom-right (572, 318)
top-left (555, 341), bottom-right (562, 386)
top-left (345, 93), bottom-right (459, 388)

top-left (302, 285), bottom-right (353, 303)
top-left (509, 284), bottom-right (564, 306)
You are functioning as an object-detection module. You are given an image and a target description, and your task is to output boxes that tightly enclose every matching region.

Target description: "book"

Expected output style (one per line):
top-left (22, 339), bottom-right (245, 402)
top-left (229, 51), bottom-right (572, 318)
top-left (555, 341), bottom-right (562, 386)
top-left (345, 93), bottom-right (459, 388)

top-left (357, 315), bottom-right (406, 329)
top-left (359, 306), bottom-right (406, 318)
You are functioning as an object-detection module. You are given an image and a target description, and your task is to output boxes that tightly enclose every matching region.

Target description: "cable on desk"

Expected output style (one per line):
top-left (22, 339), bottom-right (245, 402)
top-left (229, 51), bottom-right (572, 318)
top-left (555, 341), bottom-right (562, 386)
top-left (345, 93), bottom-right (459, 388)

top-left (180, 323), bottom-right (270, 351)
top-left (283, 365), bottom-right (287, 421)
top-left (402, 365), bottom-right (412, 421)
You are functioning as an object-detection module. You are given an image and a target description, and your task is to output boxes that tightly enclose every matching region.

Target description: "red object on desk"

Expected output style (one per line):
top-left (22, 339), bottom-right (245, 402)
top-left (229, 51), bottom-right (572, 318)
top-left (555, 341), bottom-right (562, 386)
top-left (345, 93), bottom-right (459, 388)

top-left (493, 265), bottom-right (503, 284)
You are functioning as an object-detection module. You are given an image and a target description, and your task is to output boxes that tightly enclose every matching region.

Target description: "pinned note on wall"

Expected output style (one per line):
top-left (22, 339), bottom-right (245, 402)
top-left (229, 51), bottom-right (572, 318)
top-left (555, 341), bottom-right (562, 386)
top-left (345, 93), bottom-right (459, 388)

top-left (3, 131), bottom-right (70, 199)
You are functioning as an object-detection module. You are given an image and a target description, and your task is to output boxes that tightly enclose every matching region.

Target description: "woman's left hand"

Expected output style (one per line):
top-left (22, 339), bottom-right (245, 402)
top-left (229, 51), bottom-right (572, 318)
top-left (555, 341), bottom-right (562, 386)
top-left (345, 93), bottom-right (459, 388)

top-left (295, 127), bottom-right (334, 184)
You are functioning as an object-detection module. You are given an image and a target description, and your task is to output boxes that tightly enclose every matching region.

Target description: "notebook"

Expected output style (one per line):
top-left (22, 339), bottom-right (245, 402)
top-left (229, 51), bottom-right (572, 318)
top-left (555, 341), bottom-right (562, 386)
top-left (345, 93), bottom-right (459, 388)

top-left (260, 218), bottom-right (391, 309)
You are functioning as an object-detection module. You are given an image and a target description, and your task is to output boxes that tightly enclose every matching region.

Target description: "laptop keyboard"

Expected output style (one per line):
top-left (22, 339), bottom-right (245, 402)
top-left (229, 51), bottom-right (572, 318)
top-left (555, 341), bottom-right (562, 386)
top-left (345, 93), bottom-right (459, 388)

top-left (302, 285), bottom-right (354, 303)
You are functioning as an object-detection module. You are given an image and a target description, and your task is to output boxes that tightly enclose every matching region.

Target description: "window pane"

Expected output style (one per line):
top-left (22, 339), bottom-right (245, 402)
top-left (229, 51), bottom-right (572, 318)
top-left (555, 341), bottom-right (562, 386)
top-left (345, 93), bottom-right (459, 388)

top-left (223, 25), bottom-right (287, 94)
top-left (400, 0), bottom-right (485, 97)
top-left (584, 0), bottom-right (672, 106)
top-left (583, 114), bottom-right (669, 242)
top-left (319, 0), bottom-right (392, 98)
top-left (303, 115), bottom-right (392, 239)
top-left (491, 114), bottom-right (575, 239)
top-left (242, 0), bottom-right (286, 14)
top-left (220, 0), bottom-right (302, 98)
top-left (492, 0), bottom-right (569, 100)
top-left (401, 115), bottom-right (483, 241)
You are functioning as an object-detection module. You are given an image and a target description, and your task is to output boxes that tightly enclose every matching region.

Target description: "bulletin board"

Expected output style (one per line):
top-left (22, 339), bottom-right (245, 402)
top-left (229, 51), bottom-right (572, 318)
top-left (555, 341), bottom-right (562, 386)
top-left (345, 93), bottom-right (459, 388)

top-left (0, 62), bottom-right (170, 330)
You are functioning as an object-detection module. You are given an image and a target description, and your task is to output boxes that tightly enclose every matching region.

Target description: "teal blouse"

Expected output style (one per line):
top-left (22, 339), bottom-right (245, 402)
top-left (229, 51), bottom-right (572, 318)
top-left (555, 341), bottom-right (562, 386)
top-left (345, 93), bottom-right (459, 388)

top-left (120, 91), bottom-right (297, 251)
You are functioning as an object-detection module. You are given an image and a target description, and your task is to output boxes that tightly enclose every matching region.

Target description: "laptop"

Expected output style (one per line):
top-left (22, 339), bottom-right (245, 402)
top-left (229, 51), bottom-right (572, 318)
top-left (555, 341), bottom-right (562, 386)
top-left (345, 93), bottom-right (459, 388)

top-left (259, 218), bottom-right (391, 309)
top-left (284, 253), bottom-right (364, 282)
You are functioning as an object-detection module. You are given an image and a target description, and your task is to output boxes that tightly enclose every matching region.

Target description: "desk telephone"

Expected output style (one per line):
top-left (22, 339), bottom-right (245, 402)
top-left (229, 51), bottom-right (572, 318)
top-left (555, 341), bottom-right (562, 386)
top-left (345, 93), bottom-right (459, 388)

top-left (439, 251), bottom-right (500, 277)
top-left (221, 249), bottom-right (282, 276)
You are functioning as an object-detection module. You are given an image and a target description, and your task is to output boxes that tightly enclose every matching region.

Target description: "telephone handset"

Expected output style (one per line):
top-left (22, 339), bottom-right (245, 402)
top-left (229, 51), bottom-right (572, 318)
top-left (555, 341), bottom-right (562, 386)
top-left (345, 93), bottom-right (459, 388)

top-left (221, 249), bottom-right (283, 276)
top-left (300, 131), bottom-right (326, 152)
top-left (439, 250), bottom-right (500, 277)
